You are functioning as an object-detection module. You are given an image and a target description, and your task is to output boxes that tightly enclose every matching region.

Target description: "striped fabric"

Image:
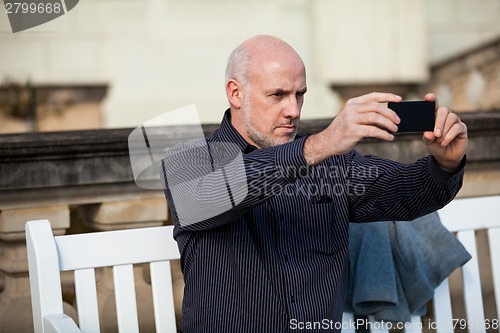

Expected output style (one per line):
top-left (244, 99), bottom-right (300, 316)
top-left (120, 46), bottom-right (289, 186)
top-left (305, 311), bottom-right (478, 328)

top-left (161, 109), bottom-right (464, 333)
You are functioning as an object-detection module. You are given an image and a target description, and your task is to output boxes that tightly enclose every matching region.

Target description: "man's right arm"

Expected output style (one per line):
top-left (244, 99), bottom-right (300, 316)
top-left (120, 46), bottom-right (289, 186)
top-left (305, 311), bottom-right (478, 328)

top-left (161, 136), bottom-right (310, 231)
top-left (303, 92), bottom-right (402, 166)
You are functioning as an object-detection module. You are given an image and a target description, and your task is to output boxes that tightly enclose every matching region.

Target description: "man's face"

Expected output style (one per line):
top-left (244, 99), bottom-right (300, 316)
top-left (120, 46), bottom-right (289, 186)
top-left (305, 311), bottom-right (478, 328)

top-left (239, 57), bottom-right (307, 149)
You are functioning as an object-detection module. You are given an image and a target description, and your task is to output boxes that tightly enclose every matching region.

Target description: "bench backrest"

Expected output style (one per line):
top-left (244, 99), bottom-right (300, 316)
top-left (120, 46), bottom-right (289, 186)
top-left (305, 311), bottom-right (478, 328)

top-left (26, 220), bottom-right (180, 333)
top-left (435, 195), bottom-right (500, 333)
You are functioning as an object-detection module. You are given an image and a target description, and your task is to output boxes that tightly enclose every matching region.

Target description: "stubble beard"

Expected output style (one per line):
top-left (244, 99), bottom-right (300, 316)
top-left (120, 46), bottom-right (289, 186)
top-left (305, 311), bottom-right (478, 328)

top-left (241, 96), bottom-right (297, 149)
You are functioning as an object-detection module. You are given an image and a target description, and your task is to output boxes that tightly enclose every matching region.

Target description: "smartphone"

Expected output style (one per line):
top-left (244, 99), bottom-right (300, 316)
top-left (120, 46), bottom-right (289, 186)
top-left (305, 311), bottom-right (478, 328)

top-left (388, 100), bottom-right (435, 133)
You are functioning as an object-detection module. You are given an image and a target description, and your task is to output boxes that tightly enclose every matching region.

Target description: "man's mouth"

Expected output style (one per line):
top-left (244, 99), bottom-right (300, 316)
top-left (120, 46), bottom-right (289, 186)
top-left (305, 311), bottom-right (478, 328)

top-left (277, 124), bottom-right (296, 133)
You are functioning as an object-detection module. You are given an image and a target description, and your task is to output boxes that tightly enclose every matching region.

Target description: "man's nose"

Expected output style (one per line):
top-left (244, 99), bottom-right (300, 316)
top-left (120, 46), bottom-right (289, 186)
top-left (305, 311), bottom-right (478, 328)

top-left (283, 96), bottom-right (301, 118)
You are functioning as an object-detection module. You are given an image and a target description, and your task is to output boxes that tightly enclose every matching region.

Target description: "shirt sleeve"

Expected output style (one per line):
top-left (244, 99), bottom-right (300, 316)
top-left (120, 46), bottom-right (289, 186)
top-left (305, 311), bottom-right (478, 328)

top-left (161, 136), bottom-right (310, 231)
top-left (346, 150), bottom-right (466, 223)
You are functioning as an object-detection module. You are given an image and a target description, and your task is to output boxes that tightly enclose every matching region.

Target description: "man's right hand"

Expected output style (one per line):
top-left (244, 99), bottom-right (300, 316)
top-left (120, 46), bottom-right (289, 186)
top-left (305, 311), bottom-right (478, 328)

top-left (303, 92), bottom-right (402, 166)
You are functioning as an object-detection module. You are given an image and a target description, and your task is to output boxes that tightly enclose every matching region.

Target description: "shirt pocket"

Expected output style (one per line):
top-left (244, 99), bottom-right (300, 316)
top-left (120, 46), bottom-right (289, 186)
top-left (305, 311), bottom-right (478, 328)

top-left (302, 201), bottom-right (347, 256)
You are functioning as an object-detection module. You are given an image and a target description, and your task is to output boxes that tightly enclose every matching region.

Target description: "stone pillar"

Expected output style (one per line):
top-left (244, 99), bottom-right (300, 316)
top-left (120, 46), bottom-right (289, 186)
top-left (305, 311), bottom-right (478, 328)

top-left (78, 197), bottom-right (177, 332)
top-left (0, 206), bottom-right (77, 333)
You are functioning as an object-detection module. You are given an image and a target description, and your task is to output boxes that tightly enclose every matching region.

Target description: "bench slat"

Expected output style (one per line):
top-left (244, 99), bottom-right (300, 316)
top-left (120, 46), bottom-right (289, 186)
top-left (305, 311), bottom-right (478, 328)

top-left (457, 230), bottom-right (486, 333)
top-left (342, 312), bottom-right (355, 333)
top-left (487, 227), bottom-right (500, 333)
top-left (74, 268), bottom-right (100, 333)
top-left (433, 278), bottom-right (454, 333)
top-left (150, 261), bottom-right (177, 333)
top-left (113, 264), bottom-right (139, 333)
top-left (406, 315), bottom-right (423, 333)
top-left (368, 315), bottom-right (389, 333)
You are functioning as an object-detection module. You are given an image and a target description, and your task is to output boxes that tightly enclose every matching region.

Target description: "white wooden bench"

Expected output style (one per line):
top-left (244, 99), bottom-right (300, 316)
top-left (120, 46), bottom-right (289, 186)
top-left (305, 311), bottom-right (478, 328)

top-left (26, 195), bottom-right (500, 333)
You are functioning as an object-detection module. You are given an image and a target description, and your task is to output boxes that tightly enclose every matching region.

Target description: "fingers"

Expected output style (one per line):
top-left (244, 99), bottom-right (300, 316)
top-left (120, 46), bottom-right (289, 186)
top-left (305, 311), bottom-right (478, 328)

top-left (441, 121), bottom-right (467, 147)
top-left (423, 93), bottom-right (466, 147)
top-left (434, 106), bottom-right (460, 141)
top-left (345, 92), bottom-right (401, 132)
top-left (434, 106), bottom-right (448, 138)
top-left (352, 101), bottom-right (400, 129)
top-left (431, 107), bottom-right (467, 146)
top-left (347, 92), bottom-right (402, 104)
top-left (360, 125), bottom-right (395, 141)
top-left (424, 92), bottom-right (437, 105)
top-left (328, 94), bottom-right (401, 151)
top-left (422, 131), bottom-right (436, 145)
top-left (341, 93), bottom-right (403, 140)
top-left (440, 111), bottom-right (459, 141)
top-left (425, 92), bottom-right (444, 137)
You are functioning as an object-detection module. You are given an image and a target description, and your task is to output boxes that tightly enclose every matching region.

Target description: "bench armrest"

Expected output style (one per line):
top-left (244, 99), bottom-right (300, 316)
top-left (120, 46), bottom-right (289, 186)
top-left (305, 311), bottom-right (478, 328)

top-left (43, 313), bottom-right (81, 333)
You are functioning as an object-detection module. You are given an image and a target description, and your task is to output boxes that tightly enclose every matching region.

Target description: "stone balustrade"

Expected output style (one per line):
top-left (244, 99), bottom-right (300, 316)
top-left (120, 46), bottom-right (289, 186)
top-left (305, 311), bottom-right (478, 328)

top-left (330, 38), bottom-right (500, 114)
top-left (429, 38), bottom-right (500, 112)
top-left (0, 111), bottom-right (499, 332)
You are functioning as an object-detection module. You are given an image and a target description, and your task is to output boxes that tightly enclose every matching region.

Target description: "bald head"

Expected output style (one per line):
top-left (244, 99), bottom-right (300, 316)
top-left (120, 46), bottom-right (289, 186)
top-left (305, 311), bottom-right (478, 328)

top-left (225, 35), bottom-right (305, 88)
top-left (224, 35), bottom-right (307, 148)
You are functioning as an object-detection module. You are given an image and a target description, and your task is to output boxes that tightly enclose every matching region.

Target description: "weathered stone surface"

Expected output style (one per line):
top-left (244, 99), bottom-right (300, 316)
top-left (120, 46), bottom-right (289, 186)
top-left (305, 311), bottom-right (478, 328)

top-left (0, 206), bottom-right (69, 239)
top-left (79, 198), bottom-right (168, 230)
top-left (1, 111), bottom-right (498, 188)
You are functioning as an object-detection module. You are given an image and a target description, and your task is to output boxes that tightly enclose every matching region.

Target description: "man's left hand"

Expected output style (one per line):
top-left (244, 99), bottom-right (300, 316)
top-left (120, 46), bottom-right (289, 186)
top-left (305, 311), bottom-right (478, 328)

top-left (422, 93), bottom-right (468, 172)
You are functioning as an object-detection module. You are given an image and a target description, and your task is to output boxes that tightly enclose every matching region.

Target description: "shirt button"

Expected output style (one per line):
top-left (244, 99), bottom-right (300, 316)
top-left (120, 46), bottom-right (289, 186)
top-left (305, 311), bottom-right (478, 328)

top-left (291, 295), bottom-right (295, 304)
top-left (284, 254), bottom-right (289, 262)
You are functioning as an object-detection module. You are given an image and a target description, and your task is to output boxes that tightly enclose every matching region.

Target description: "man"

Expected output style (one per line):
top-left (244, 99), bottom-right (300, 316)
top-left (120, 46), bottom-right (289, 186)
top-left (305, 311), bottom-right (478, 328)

top-left (161, 35), bottom-right (467, 332)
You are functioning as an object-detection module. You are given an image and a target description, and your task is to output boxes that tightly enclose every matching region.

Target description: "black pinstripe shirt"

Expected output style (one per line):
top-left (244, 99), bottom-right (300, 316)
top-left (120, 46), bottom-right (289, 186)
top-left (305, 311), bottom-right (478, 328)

top-left (161, 110), bottom-right (464, 333)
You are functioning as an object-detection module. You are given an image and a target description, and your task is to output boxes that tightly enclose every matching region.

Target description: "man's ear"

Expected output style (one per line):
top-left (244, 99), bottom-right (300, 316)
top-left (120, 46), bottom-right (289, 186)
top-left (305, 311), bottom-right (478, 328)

top-left (226, 79), bottom-right (243, 109)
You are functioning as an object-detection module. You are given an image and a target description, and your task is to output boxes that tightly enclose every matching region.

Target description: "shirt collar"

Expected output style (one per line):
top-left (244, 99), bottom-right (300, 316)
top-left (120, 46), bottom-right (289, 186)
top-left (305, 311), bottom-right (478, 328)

top-left (217, 109), bottom-right (257, 153)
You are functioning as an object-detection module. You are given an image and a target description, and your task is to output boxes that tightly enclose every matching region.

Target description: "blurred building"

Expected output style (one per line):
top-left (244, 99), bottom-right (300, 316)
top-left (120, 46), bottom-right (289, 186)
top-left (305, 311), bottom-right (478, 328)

top-left (0, 0), bottom-right (499, 131)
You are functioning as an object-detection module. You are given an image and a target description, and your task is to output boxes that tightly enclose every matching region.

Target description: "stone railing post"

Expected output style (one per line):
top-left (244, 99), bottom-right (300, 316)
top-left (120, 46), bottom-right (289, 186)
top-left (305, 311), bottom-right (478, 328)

top-left (0, 206), bottom-right (77, 333)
